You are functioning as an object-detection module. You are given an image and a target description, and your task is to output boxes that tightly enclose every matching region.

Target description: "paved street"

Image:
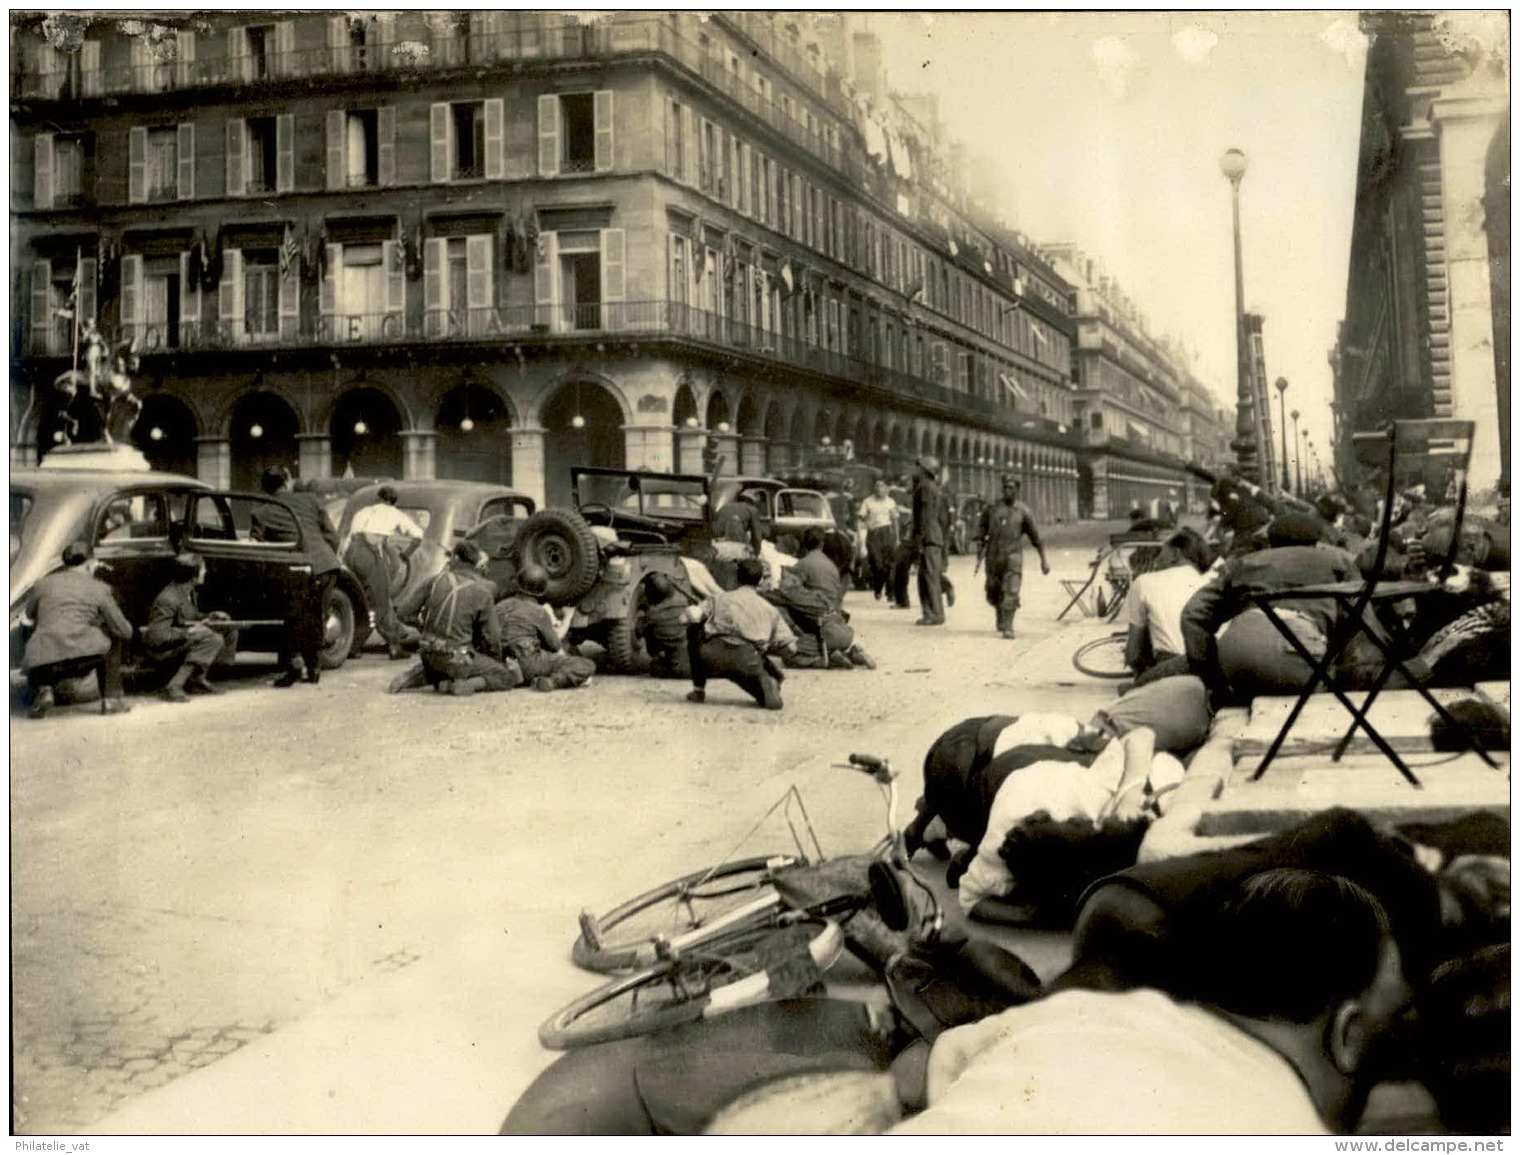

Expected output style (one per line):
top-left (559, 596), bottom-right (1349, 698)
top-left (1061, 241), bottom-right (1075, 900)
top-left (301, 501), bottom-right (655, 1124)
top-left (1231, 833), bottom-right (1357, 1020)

top-left (12, 524), bottom-right (1140, 1135)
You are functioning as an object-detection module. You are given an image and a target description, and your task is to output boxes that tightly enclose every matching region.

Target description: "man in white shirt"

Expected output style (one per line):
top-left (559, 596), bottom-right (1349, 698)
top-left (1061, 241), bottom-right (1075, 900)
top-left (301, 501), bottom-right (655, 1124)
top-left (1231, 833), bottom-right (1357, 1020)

top-left (855, 478), bottom-right (900, 601)
top-left (344, 485), bottom-right (423, 659)
top-left (889, 867), bottom-right (1414, 1135)
top-left (685, 557), bottom-right (797, 709)
top-left (1124, 526), bottom-right (1212, 681)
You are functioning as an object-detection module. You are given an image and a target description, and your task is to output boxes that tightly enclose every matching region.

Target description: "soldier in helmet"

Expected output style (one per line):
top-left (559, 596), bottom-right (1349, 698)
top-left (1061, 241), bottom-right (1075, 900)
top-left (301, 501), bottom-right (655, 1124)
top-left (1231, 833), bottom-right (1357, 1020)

top-left (497, 564), bottom-right (596, 691)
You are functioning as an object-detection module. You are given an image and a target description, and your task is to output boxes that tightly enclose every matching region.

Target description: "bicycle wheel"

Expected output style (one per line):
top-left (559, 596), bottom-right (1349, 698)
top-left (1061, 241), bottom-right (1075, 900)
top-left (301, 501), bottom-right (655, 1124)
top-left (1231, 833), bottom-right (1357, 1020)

top-left (1072, 632), bottom-right (1131, 679)
top-left (540, 918), bottom-right (845, 1050)
top-left (572, 855), bottom-right (805, 974)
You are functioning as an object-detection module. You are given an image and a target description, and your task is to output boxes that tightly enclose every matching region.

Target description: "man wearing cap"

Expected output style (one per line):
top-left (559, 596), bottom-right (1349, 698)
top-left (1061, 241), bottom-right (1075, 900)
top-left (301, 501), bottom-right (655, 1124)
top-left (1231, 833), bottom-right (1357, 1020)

top-left (390, 540), bottom-right (522, 696)
top-left (144, 552), bottom-right (239, 702)
top-left (19, 541), bottom-right (135, 718)
top-left (978, 474), bottom-right (1049, 639)
top-left (254, 466), bottom-right (342, 687)
top-left (711, 489), bottom-right (765, 558)
top-left (910, 455), bottom-right (948, 626)
top-left (343, 485), bottom-right (423, 660)
top-left (497, 564), bottom-right (596, 691)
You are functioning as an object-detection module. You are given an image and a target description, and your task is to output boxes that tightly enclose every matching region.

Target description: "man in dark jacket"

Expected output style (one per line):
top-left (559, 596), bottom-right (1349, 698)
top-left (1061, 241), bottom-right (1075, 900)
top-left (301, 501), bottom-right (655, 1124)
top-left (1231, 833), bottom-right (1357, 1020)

top-left (253, 466), bottom-right (342, 687)
top-left (911, 455), bottom-right (947, 625)
top-left (19, 541), bottom-right (135, 718)
top-left (144, 552), bottom-right (239, 702)
top-left (390, 540), bottom-right (522, 696)
top-left (979, 474), bottom-right (1049, 639)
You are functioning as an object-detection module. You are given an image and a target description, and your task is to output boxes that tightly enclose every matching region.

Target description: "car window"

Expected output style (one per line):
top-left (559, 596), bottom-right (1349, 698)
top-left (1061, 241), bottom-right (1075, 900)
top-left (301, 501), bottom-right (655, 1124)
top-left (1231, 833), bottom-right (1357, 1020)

top-left (777, 491), bottom-right (829, 519)
top-left (398, 505), bottom-right (432, 532)
top-left (186, 494), bottom-right (240, 541)
top-left (478, 497), bottom-right (532, 523)
top-left (97, 492), bottom-right (169, 543)
top-left (195, 494), bottom-right (302, 547)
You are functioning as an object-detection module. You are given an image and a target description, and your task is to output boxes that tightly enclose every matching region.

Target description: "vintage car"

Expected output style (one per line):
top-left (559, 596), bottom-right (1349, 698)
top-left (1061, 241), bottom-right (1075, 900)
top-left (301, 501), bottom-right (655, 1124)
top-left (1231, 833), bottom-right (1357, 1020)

top-left (711, 476), bottom-right (856, 576)
top-left (333, 480), bottom-right (537, 646)
top-left (11, 467), bottom-right (368, 676)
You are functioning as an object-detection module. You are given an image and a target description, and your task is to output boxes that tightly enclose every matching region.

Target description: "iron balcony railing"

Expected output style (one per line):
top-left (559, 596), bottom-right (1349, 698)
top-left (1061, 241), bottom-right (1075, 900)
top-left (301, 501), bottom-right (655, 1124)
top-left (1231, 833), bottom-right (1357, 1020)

top-left (16, 18), bottom-right (857, 181)
top-left (32, 298), bottom-right (1055, 432)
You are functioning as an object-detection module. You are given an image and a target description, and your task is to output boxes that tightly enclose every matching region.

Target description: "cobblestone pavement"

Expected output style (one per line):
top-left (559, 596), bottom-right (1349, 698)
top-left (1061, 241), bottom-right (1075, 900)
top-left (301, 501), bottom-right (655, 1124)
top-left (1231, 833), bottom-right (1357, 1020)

top-left (11, 525), bottom-right (1138, 1134)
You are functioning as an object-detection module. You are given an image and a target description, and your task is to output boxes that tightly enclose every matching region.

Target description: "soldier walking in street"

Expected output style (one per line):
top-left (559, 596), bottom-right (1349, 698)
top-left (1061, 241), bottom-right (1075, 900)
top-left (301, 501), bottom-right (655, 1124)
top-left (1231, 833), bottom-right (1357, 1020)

top-left (497, 564), bottom-right (596, 691)
top-left (911, 455), bottom-right (948, 625)
top-left (979, 473), bottom-right (1050, 639)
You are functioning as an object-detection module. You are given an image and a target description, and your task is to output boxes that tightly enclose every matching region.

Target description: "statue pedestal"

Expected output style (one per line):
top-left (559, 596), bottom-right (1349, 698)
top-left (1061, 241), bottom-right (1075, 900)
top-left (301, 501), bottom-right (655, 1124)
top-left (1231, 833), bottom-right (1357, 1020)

top-left (38, 443), bottom-right (153, 472)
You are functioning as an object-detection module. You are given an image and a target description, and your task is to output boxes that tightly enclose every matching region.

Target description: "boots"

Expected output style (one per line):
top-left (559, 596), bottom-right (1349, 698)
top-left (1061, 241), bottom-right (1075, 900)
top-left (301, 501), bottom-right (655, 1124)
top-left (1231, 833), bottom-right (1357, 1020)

top-left (27, 685), bottom-right (54, 719)
top-left (449, 676), bottom-right (486, 697)
top-left (387, 662), bottom-right (427, 694)
top-left (847, 644), bottom-right (877, 670)
top-left (161, 665), bottom-right (193, 703)
top-left (184, 665), bottom-right (220, 695)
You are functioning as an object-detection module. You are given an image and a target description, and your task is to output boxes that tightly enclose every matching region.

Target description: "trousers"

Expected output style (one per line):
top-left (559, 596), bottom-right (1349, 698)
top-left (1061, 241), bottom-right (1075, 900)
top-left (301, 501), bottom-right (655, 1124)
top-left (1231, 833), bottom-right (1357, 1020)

top-left (916, 544), bottom-right (946, 621)
top-left (689, 628), bottom-right (782, 708)
top-left (26, 643), bottom-right (125, 700)
top-left (345, 536), bottom-right (407, 648)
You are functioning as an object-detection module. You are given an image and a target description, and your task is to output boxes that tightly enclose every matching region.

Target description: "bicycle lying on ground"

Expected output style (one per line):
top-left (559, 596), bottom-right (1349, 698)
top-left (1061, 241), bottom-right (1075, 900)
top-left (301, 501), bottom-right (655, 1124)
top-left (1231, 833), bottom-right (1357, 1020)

top-left (1071, 629), bottom-right (1132, 680)
top-left (541, 754), bottom-right (951, 1050)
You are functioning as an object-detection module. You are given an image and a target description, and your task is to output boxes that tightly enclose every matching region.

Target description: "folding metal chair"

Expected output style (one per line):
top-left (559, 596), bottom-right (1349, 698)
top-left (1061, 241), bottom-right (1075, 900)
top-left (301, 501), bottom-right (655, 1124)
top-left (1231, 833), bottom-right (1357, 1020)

top-left (1246, 420), bottom-right (1498, 786)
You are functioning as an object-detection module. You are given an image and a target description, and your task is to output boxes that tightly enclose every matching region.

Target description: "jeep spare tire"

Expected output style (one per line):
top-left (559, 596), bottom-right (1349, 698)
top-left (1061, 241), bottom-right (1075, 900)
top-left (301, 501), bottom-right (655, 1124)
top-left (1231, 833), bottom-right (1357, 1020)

top-left (513, 509), bottom-right (600, 604)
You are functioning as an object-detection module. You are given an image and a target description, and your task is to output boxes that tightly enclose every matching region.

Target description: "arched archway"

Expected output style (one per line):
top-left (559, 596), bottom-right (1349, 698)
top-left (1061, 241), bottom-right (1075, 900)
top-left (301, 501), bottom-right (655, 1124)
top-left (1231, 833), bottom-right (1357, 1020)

top-left (673, 380), bottom-right (699, 429)
top-left (705, 389), bottom-right (732, 432)
top-left (231, 392), bottom-right (301, 489)
top-left (541, 378), bottom-right (624, 510)
top-left (764, 401), bottom-right (787, 473)
top-left (332, 388), bottom-right (404, 480)
top-left (133, 394), bottom-right (198, 477)
top-left (436, 383), bottom-right (513, 483)
top-left (735, 394), bottom-right (761, 436)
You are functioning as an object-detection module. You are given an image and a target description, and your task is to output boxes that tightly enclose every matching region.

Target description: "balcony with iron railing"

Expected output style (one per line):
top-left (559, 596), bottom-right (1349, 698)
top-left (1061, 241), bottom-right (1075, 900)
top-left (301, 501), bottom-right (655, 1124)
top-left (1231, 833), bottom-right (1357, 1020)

top-left (26, 297), bottom-right (1064, 439)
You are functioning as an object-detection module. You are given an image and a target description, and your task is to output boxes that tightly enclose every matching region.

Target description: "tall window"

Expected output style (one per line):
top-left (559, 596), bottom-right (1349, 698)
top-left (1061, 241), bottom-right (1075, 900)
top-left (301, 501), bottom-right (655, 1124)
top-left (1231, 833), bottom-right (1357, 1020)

top-left (424, 235), bottom-right (493, 336)
top-left (141, 256), bottom-right (184, 349)
top-left (246, 25), bottom-right (273, 79)
top-left (431, 99), bottom-right (502, 182)
top-left (246, 117), bottom-right (277, 194)
top-left (560, 92), bottom-right (595, 173)
top-left (143, 128), bottom-right (177, 202)
top-left (345, 110), bottom-right (379, 187)
top-left (243, 250), bottom-right (281, 340)
top-left (453, 102), bottom-right (485, 178)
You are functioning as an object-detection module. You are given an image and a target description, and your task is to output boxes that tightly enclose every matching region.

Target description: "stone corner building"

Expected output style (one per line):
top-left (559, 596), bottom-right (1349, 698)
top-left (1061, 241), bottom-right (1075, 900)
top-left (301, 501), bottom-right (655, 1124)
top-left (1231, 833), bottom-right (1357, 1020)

top-left (12, 11), bottom-right (1211, 517)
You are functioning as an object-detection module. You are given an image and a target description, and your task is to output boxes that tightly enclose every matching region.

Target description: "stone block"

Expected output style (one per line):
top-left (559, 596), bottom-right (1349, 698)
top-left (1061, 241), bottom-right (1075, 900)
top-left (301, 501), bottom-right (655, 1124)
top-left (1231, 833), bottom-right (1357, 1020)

top-left (1232, 688), bottom-right (1486, 762)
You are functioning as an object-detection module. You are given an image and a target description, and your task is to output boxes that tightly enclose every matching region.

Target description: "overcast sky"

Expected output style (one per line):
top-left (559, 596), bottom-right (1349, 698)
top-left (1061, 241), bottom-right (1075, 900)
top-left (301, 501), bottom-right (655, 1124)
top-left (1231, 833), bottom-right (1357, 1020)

top-left (871, 10), bottom-right (1370, 470)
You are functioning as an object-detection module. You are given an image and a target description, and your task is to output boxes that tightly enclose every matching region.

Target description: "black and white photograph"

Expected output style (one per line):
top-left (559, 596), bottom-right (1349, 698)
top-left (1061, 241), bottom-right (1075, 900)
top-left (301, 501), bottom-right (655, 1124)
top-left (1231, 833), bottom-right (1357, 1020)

top-left (8, 8), bottom-right (1511, 1141)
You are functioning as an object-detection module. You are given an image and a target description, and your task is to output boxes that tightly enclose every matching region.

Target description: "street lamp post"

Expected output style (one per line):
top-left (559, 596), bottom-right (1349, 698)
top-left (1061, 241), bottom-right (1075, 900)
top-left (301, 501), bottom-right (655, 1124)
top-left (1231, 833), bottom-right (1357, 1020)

top-left (1290, 409), bottom-right (1302, 497)
top-left (1220, 148), bottom-right (1258, 482)
top-left (1275, 377), bottom-right (1291, 494)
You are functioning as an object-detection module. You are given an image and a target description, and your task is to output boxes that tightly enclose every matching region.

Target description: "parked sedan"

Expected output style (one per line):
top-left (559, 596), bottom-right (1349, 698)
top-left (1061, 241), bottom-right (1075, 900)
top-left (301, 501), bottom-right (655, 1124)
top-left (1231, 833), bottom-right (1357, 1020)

top-left (334, 480), bottom-right (537, 645)
top-left (11, 467), bottom-right (367, 675)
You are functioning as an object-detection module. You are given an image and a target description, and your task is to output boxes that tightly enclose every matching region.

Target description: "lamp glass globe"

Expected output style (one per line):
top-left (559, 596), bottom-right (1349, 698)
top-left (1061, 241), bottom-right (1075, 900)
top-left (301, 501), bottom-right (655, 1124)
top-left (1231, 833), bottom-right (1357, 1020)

top-left (149, 426), bottom-right (165, 441)
top-left (571, 414), bottom-right (587, 430)
top-left (353, 420), bottom-right (368, 436)
top-left (460, 417), bottom-right (475, 433)
top-left (1219, 148), bottom-right (1248, 181)
top-left (249, 423), bottom-right (264, 440)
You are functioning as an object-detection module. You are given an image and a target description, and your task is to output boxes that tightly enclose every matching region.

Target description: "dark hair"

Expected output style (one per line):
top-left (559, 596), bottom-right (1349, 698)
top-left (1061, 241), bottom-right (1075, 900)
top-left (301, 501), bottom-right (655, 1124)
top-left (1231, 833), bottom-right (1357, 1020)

top-left (377, 485), bottom-right (398, 505)
top-left (1431, 699), bottom-right (1510, 752)
top-left (1419, 944), bottom-right (1510, 1135)
top-left (996, 813), bottom-right (1150, 924)
top-left (736, 557), bottom-right (765, 587)
top-left (61, 541), bottom-right (91, 567)
top-left (171, 552), bottom-right (203, 580)
top-left (801, 527), bottom-right (826, 553)
top-left (452, 540), bottom-right (483, 567)
top-left (1190, 868), bottom-right (1392, 1024)
top-left (260, 466), bottom-right (290, 495)
top-left (1164, 527), bottom-right (1214, 573)
top-left (645, 573), bottom-right (677, 603)
top-left (1267, 511), bottom-right (1327, 548)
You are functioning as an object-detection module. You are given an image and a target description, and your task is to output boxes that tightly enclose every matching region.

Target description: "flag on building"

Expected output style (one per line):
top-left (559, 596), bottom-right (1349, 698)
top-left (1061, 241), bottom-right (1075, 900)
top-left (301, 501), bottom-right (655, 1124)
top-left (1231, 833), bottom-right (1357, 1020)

top-left (999, 372), bottom-right (1028, 401)
top-left (907, 280), bottom-right (924, 305)
top-left (780, 260), bottom-right (795, 295)
top-left (279, 226), bottom-right (301, 277)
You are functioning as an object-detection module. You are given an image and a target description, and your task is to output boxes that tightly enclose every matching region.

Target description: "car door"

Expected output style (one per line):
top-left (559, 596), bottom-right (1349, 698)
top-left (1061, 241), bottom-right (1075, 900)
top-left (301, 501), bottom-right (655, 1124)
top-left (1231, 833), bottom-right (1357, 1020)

top-left (181, 491), bottom-right (306, 629)
top-left (90, 485), bottom-right (181, 630)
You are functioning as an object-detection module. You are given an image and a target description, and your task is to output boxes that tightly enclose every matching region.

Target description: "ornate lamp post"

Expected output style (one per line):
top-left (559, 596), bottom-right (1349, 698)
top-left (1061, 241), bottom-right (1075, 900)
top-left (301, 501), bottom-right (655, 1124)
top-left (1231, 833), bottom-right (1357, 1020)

top-left (1220, 148), bottom-right (1258, 482)
top-left (1290, 409), bottom-right (1302, 497)
top-left (1275, 377), bottom-right (1291, 494)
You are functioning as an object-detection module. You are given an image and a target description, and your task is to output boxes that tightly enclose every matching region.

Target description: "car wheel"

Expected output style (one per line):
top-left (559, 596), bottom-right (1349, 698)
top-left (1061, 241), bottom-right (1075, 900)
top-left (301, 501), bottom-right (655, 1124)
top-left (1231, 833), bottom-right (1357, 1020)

top-left (514, 509), bottom-right (601, 604)
top-left (319, 584), bottom-right (356, 670)
top-left (605, 583), bottom-right (652, 675)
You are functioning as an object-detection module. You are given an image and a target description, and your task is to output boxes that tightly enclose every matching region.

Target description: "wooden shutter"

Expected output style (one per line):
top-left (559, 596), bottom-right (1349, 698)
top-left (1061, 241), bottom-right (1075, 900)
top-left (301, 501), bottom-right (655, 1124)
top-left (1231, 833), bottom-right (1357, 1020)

top-left (466, 235), bottom-right (491, 309)
top-left (33, 133), bottom-right (53, 209)
top-left (329, 16), bottom-right (351, 72)
top-left (424, 238), bottom-right (444, 318)
top-left (538, 94), bottom-right (560, 176)
top-left (218, 249), bottom-right (243, 341)
top-left (664, 100), bottom-right (678, 177)
top-left (319, 242), bottom-right (340, 334)
top-left (279, 256), bottom-right (298, 340)
top-left (78, 257), bottom-right (97, 331)
top-left (275, 21), bottom-right (295, 76)
top-left (326, 110), bottom-right (345, 190)
top-left (275, 113), bottom-right (294, 193)
top-left (534, 230), bottom-right (557, 327)
top-left (177, 123), bottom-right (195, 200)
top-left (374, 106), bottom-right (395, 186)
top-left (30, 261), bottom-right (52, 352)
top-left (681, 106), bottom-right (696, 185)
top-left (593, 89), bottom-right (614, 173)
top-left (128, 126), bottom-right (146, 204)
top-left (384, 240), bottom-right (405, 318)
top-left (120, 254), bottom-right (143, 339)
top-left (600, 228), bottom-right (624, 328)
top-left (178, 252), bottom-right (199, 344)
top-left (80, 40), bottom-right (100, 95)
top-left (484, 98), bottom-right (504, 179)
top-left (228, 26), bottom-right (248, 83)
top-left (429, 102), bottom-right (450, 183)
top-left (225, 118), bottom-right (246, 197)
top-left (175, 31), bottom-right (195, 87)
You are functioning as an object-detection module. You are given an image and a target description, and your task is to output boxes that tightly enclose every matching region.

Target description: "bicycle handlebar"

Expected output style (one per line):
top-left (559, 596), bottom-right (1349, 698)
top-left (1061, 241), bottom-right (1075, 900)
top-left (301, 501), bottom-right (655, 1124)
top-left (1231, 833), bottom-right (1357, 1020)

top-left (839, 753), bottom-right (896, 784)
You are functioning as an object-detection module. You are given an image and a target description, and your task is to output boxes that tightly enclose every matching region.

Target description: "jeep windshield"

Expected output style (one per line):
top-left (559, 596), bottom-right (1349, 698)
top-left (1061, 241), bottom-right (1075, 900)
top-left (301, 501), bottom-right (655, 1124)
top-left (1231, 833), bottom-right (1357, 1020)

top-left (578, 474), bottom-right (708, 521)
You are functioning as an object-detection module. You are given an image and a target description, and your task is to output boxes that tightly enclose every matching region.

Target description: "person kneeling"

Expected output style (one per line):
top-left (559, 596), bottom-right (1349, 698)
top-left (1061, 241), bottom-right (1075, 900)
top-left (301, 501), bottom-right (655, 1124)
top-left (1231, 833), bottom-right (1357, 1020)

top-left (499, 564), bottom-right (595, 692)
top-left (145, 552), bottom-right (240, 702)
top-left (687, 558), bottom-right (796, 709)
top-left (393, 541), bottom-right (523, 696)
